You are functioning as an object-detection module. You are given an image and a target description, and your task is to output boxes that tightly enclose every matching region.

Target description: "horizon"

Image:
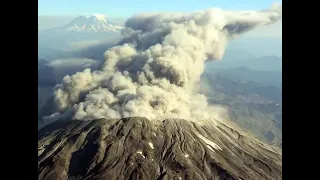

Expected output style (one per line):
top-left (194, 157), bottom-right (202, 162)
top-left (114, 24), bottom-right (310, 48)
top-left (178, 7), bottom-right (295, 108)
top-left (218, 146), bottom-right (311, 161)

top-left (38, 18), bottom-right (282, 38)
top-left (39, 0), bottom-right (282, 17)
top-left (38, 0), bottom-right (282, 38)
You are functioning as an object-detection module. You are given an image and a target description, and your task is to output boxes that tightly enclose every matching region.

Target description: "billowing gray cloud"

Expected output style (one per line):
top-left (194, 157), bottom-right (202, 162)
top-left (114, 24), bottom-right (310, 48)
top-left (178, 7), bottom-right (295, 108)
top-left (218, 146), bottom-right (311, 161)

top-left (41, 5), bottom-right (282, 123)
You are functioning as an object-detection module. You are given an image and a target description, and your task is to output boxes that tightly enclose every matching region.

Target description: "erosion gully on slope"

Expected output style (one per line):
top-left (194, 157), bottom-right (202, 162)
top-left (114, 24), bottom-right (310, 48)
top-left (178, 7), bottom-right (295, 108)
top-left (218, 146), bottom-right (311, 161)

top-left (38, 117), bottom-right (282, 180)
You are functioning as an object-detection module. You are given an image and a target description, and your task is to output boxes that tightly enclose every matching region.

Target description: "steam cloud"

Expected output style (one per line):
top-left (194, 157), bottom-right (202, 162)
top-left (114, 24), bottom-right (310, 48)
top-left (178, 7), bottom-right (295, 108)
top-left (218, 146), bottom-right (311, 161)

top-left (42, 5), bottom-right (282, 122)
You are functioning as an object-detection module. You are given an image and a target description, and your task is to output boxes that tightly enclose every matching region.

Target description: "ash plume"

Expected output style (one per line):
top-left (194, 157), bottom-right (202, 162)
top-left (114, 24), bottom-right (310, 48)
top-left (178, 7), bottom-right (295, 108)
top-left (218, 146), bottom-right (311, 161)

top-left (38, 58), bottom-right (101, 87)
top-left (42, 5), bottom-right (282, 123)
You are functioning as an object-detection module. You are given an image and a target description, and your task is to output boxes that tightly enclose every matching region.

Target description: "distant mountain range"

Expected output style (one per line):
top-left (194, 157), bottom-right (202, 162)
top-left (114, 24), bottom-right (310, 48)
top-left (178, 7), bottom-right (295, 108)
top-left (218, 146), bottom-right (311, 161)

top-left (207, 55), bottom-right (282, 72)
top-left (200, 70), bottom-right (282, 146)
top-left (206, 66), bottom-right (282, 88)
top-left (238, 56), bottom-right (282, 71)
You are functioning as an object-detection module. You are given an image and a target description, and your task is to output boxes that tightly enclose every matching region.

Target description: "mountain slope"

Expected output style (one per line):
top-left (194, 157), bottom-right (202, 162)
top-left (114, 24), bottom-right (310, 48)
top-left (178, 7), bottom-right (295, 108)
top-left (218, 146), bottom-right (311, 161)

top-left (40, 14), bottom-right (123, 33)
top-left (38, 117), bottom-right (282, 180)
top-left (200, 72), bottom-right (282, 146)
top-left (38, 14), bottom-right (123, 53)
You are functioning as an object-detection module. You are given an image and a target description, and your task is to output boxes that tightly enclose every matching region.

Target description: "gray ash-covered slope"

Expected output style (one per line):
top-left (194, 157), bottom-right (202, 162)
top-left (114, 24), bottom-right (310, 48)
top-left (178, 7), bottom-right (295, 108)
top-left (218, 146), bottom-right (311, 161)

top-left (38, 117), bottom-right (282, 180)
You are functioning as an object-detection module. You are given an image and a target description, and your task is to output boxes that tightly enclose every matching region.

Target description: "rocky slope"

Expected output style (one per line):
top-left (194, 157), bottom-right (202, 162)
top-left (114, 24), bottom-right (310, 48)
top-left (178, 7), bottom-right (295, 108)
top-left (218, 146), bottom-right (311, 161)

top-left (200, 73), bottom-right (282, 147)
top-left (38, 117), bottom-right (282, 180)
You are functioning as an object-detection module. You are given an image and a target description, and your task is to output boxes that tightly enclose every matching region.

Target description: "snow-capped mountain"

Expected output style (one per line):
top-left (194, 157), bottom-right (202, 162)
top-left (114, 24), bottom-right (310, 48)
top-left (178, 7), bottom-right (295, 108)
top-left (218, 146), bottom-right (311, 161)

top-left (42, 14), bottom-right (124, 33)
top-left (38, 14), bottom-right (124, 55)
top-left (62, 14), bottom-right (123, 33)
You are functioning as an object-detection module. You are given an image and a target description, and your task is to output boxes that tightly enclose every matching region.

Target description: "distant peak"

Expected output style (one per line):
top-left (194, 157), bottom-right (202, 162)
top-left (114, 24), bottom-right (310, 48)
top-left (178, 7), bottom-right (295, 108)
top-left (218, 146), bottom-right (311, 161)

top-left (82, 14), bottom-right (108, 21)
top-left (50, 13), bottom-right (123, 33)
top-left (82, 14), bottom-right (107, 19)
top-left (92, 14), bottom-right (107, 18)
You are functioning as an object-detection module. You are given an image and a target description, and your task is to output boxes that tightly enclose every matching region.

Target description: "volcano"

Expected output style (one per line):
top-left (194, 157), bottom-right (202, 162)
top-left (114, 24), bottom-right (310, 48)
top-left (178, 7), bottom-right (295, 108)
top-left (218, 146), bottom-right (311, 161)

top-left (38, 117), bottom-right (282, 180)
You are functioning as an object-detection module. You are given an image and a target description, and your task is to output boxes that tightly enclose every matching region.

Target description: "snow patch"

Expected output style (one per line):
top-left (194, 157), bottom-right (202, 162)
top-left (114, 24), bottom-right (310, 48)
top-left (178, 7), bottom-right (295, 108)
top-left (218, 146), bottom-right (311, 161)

top-left (184, 154), bottom-right (189, 158)
top-left (137, 151), bottom-right (143, 155)
top-left (207, 145), bottom-right (215, 153)
top-left (136, 151), bottom-right (145, 158)
top-left (196, 133), bottom-right (222, 151)
top-left (93, 14), bottom-right (107, 20)
top-left (149, 142), bottom-right (154, 149)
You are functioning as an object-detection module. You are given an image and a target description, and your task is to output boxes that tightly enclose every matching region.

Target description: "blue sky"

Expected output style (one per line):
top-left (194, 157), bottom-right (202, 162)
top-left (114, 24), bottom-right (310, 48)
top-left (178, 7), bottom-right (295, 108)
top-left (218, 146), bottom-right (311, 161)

top-left (39, 0), bottom-right (281, 17)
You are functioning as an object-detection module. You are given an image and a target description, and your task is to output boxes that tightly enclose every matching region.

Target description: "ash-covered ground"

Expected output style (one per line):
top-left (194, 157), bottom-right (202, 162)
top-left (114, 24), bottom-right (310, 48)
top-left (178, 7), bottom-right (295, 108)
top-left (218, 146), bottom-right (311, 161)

top-left (38, 117), bottom-right (282, 180)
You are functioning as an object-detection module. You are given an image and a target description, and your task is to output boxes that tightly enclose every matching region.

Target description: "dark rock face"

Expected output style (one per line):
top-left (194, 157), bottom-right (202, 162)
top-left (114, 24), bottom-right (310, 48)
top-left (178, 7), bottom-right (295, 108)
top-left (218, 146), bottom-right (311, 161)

top-left (38, 117), bottom-right (282, 180)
